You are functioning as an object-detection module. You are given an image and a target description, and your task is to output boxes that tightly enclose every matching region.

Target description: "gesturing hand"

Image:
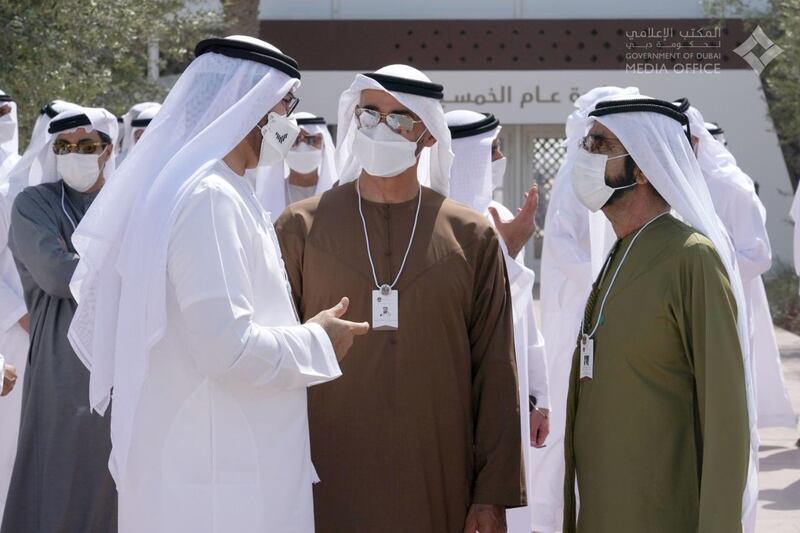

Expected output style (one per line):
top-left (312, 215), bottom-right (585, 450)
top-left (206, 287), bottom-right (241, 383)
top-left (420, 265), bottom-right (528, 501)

top-left (307, 297), bottom-right (369, 362)
top-left (2, 363), bottom-right (17, 397)
top-left (488, 182), bottom-right (539, 259)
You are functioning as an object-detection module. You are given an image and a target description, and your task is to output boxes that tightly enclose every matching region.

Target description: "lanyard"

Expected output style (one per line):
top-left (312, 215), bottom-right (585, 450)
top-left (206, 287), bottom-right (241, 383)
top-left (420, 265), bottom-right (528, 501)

top-left (582, 211), bottom-right (670, 339)
top-left (356, 178), bottom-right (422, 295)
top-left (61, 182), bottom-right (78, 231)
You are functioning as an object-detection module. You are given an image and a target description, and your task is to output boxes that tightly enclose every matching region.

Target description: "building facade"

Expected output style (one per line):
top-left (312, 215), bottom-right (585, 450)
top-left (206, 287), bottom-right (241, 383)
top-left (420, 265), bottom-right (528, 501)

top-left (253, 1), bottom-right (792, 272)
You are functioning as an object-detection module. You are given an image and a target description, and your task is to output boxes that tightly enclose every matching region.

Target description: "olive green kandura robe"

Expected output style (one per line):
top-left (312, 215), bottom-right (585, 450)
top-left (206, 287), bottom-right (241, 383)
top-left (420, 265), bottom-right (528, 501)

top-left (563, 214), bottom-right (749, 533)
top-left (275, 181), bottom-right (525, 533)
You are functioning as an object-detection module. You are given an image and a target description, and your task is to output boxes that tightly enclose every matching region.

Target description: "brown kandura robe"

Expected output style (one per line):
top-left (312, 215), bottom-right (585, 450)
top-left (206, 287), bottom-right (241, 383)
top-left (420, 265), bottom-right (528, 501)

top-left (275, 181), bottom-right (525, 533)
top-left (563, 215), bottom-right (749, 533)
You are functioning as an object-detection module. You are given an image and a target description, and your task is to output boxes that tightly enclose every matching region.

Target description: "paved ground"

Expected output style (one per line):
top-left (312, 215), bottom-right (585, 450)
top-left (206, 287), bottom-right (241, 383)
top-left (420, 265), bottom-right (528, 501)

top-left (756, 327), bottom-right (800, 532)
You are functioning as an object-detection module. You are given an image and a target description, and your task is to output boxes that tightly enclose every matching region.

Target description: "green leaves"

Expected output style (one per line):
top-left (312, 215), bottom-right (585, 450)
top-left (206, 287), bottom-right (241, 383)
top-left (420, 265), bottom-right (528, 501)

top-left (707, 0), bottom-right (800, 188)
top-left (0, 0), bottom-right (222, 147)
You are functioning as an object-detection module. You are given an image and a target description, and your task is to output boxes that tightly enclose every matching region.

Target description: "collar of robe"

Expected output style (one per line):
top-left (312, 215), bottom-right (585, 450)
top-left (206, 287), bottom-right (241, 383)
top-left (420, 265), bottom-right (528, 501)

top-left (448, 113), bottom-right (500, 139)
top-left (194, 37), bottom-right (301, 79)
top-left (49, 113), bottom-right (92, 134)
top-left (362, 73), bottom-right (444, 100)
top-left (296, 116), bottom-right (326, 126)
top-left (590, 98), bottom-right (691, 143)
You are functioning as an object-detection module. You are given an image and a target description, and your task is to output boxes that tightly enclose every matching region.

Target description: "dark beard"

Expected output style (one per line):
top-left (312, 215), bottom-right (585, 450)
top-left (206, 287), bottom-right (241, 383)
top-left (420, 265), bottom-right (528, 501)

top-left (602, 155), bottom-right (637, 209)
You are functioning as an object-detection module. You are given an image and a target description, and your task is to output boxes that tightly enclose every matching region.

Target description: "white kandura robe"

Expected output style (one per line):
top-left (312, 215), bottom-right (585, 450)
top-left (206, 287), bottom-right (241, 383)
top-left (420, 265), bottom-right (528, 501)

top-left (792, 187), bottom-right (800, 283)
top-left (0, 155), bottom-right (19, 186)
top-left (534, 168), bottom-right (594, 532)
top-left (117, 161), bottom-right (341, 533)
top-left (705, 172), bottom-right (796, 428)
top-left (0, 192), bottom-right (29, 524)
top-left (487, 201), bottom-right (550, 533)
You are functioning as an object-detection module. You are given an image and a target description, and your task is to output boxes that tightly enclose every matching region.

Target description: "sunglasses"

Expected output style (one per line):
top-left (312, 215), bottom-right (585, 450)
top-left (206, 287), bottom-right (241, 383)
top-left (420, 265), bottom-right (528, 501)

top-left (52, 139), bottom-right (109, 155)
top-left (355, 106), bottom-right (423, 135)
top-left (578, 134), bottom-right (625, 155)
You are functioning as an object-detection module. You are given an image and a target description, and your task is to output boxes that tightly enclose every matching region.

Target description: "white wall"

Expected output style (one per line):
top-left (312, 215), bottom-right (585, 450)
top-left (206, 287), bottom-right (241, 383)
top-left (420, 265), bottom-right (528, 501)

top-left (296, 69), bottom-right (794, 268)
top-left (258, 0), bottom-right (769, 20)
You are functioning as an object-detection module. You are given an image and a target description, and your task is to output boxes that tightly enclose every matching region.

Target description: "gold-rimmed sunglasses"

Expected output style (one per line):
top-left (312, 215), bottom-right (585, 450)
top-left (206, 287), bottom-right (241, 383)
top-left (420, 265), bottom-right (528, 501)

top-left (52, 139), bottom-right (109, 155)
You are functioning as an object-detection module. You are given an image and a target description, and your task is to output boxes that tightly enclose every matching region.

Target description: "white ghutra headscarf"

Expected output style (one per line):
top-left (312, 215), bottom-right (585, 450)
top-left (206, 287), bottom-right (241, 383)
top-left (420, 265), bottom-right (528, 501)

top-left (5, 105), bottom-right (117, 200)
top-left (335, 64), bottom-right (453, 196)
top-left (445, 109), bottom-right (500, 215)
top-left (0, 91), bottom-right (20, 182)
top-left (3, 100), bottom-right (81, 199)
top-left (67, 35), bottom-right (301, 485)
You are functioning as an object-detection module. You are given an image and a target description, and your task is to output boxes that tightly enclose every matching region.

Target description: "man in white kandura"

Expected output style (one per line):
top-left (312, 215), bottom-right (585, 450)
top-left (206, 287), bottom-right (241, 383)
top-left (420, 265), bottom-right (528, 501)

top-left (67, 35), bottom-right (368, 533)
top-left (680, 102), bottom-right (796, 429)
top-left (446, 109), bottom-right (551, 533)
top-left (115, 101), bottom-right (160, 166)
top-left (0, 90), bottom-right (24, 524)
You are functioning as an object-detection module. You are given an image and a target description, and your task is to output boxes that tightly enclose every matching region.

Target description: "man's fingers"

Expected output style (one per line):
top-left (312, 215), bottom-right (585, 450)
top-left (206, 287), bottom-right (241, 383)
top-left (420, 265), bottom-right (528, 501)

top-left (539, 426), bottom-right (550, 446)
top-left (521, 185), bottom-right (538, 212)
top-left (487, 206), bottom-right (503, 227)
top-left (330, 297), bottom-right (349, 318)
top-left (347, 320), bottom-right (370, 336)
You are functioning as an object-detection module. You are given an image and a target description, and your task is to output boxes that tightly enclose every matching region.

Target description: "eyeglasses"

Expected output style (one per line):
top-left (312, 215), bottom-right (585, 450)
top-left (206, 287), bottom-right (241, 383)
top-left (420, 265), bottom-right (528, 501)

top-left (578, 134), bottom-right (626, 155)
top-left (355, 106), bottom-right (423, 135)
top-left (52, 139), bottom-right (109, 155)
top-left (279, 93), bottom-right (300, 116)
top-left (293, 131), bottom-right (323, 149)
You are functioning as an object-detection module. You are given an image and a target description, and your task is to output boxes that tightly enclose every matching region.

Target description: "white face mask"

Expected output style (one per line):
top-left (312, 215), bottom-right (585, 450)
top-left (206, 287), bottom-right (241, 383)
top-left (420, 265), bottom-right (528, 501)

top-left (286, 143), bottom-right (322, 174)
top-left (570, 146), bottom-right (635, 212)
top-left (258, 112), bottom-right (300, 167)
top-left (352, 123), bottom-right (423, 178)
top-left (491, 157), bottom-right (507, 190)
top-left (57, 153), bottom-right (102, 192)
top-left (0, 115), bottom-right (15, 143)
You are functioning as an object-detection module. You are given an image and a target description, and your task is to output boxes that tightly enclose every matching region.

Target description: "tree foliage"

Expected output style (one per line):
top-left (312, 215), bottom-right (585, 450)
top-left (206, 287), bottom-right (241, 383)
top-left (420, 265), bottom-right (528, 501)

top-left (0, 0), bottom-right (222, 145)
top-left (705, 0), bottom-right (800, 188)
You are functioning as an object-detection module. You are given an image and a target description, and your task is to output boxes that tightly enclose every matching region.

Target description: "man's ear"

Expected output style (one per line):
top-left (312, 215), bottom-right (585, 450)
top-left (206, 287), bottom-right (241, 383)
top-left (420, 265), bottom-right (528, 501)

top-left (422, 131), bottom-right (436, 148)
top-left (634, 164), bottom-right (649, 185)
top-left (99, 144), bottom-right (112, 166)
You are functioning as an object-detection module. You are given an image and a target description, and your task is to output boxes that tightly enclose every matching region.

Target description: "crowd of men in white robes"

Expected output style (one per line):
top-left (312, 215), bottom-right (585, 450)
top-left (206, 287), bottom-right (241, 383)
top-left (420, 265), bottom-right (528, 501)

top-left (0, 33), bottom-right (796, 533)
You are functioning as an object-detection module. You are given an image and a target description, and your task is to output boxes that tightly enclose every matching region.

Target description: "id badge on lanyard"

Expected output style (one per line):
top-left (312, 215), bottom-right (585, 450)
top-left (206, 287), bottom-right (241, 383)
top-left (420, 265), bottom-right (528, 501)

top-left (580, 334), bottom-right (594, 382)
top-left (372, 284), bottom-right (398, 330)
